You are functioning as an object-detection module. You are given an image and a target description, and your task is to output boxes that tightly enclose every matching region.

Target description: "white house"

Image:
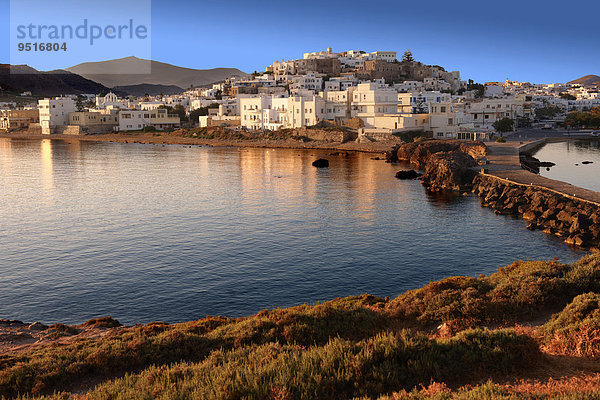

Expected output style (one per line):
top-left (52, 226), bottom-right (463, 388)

top-left (240, 95), bottom-right (326, 130)
top-left (118, 109), bottom-right (181, 131)
top-left (38, 97), bottom-right (77, 134)
top-left (351, 83), bottom-right (400, 119)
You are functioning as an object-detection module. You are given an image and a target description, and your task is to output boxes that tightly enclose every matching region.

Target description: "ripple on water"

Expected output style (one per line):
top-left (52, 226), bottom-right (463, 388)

top-left (0, 139), bottom-right (586, 324)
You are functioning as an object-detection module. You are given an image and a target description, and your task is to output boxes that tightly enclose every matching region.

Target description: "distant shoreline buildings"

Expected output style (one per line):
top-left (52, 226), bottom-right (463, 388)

top-left (1, 47), bottom-right (599, 139)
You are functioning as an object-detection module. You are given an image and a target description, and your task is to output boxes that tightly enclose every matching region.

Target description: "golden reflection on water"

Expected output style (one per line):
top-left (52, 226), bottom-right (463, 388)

top-left (0, 139), bottom-right (13, 171)
top-left (40, 139), bottom-right (55, 193)
top-left (237, 148), bottom-right (318, 208)
top-left (233, 147), bottom-right (385, 224)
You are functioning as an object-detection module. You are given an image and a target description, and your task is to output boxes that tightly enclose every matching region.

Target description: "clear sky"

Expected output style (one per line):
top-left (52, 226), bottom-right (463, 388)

top-left (0, 0), bottom-right (598, 84)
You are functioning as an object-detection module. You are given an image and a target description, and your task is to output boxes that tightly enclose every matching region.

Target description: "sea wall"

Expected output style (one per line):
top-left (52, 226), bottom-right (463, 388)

top-left (473, 173), bottom-right (600, 249)
top-left (293, 127), bottom-right (358, 143)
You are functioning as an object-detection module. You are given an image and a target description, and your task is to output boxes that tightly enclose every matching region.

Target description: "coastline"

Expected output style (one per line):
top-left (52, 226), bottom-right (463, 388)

top-left (3, 136), bottom-right (600, 398)
top-left (2, 253), bottom-right (600, 399)
top-left (0, 131), bottom-right (397, 154)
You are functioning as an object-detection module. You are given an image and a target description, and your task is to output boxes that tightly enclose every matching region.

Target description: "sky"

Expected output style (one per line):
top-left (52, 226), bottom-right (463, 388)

top-left (0, 0), bottom-right (599, 84)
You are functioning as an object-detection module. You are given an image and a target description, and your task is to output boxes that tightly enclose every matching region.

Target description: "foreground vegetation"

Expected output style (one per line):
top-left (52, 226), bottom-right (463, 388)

top-left (3, 254), bottom-right (600, 399)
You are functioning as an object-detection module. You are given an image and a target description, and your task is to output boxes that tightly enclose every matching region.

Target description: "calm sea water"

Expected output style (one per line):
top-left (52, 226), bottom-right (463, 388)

top-left (534, 139), bottom-right (600, 192)
top-left (0, 139), bottom-right (585, 325)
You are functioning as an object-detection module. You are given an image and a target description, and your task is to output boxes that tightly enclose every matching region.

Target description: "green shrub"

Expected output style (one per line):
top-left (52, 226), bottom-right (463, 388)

top-left (541, 292), bottom-right (600, 357)
top-left (69, 329), bottom-right (539, 400)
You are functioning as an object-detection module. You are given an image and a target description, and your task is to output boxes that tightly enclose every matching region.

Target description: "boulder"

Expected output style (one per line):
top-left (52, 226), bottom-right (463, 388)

top-left (569, 214), bottom-right (591, 234)
top-left (420, 151), bottom-right (477, 192)
top-left (28, 322), bottom-right (48, 331)
top-left (541, 208), bottom-right (559, 220)
top-left (395, 170), bottom-right (422, 180)
top-left (557, 210), bottom-right (575, 223)
top-left (312, 159), bottom-right (329, 168)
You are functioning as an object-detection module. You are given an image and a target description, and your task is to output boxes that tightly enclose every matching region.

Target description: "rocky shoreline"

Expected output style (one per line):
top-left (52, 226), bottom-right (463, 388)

top-left (393, 139), bottom-right (600, 250)
top-left (393, 139), bottom-right (488, 192)
top-left (473, 174), bottom-right (600, 250)
top-left (0, 130), bottom-right (397, 154)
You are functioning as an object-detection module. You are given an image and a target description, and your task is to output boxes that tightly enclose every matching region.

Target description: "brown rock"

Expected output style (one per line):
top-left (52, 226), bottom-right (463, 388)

top-left (420, 151), bottom-right (477, 192)
top-left (541, 208), bottom-right (559, 220)
top-left (557, 210), bottom-right (574, 223)
top-left (523, 211), bottom-right (538, 221)
top-left (28, 322), bottom-right (48, 331)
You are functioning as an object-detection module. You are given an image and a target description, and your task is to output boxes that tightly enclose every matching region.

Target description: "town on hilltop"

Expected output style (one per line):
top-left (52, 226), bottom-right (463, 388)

top-left (1, 48), bottom-right (599, 139)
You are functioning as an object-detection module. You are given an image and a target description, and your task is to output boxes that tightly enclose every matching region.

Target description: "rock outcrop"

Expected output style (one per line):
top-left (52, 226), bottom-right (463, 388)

top-left (473, 174), bottom-right (600, 249)
top-left (397, 140), bottom-right (488, 170)
top-left (421, 152), bottom-right (478, 192)
top-left (395, 140), bottom-right (488, 192)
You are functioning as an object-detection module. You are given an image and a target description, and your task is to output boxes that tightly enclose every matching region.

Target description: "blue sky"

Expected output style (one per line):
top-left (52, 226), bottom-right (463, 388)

top-left (1, 0), bottom-right (598, 83)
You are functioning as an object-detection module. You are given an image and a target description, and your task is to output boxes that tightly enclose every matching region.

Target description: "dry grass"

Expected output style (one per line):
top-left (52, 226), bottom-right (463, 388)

top-left (3, 254), bottom-right (600, 399)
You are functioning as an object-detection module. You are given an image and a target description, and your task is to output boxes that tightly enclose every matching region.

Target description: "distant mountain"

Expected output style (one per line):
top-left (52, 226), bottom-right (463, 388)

top-left (568, 75), bottom-right (600, 86)
top-left (0, 64), bottom-right (113, 96)
top-left (66, 56), bottom-right (248, 89)
top-left (113, 83), bottom-right (184, 97)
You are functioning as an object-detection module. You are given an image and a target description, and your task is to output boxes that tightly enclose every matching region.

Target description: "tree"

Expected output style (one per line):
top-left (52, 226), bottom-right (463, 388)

top-left (189, 103), bottom-right (220, 122)
top-left (402, 49), bottom-right (414, 63)
top-left (493, 118), bottom-right (514, 135)
top-left (565, 108), bottom-right (600, 129)
top-left (75, 95), bottom-right (86, 112)
top-left (560, 92), bottom-right (576, 101)
top-left (535, 104), bottom-right (561, 120)
top-left (466, 82), bottom-right (485, 98)
top-left (159, 105), bottom-right (186, 121)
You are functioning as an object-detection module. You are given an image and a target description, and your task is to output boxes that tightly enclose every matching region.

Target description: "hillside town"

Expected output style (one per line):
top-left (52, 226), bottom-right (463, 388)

top-left (2, 48), bottom-right (600, 140)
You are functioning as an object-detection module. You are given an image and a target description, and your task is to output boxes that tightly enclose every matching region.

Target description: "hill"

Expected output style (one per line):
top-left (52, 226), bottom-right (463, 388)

top-left (113, 83), bottom-right (184, 97)
top-left (568, 74), bottom-right (600, 86)
top-left (67, 56), bottom-right (248, 89)
top-left (0, 64), bottom-right (112, 96)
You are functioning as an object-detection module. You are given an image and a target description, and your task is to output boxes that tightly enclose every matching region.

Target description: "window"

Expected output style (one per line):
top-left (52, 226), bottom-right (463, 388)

top-left (448, 118), bottom-right (453, 125)
top-left (441, 106), bottom-right (446, 113)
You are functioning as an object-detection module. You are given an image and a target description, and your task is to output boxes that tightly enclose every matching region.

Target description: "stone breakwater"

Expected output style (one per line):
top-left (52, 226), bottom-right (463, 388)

top-left (394, 139), bottom-right (600, 249)
top-left (473, 174), bottom-right (600, 250)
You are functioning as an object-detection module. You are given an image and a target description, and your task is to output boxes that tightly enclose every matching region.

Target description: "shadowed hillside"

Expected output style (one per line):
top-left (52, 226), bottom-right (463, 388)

top-left (66, 56), bottom-right (248, 89)
top-left (0, 64), bottom-right (112, 96)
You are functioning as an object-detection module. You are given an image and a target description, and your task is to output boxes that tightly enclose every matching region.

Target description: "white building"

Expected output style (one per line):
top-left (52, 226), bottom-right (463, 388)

top-left (291, 73), bottom-right (323, 91)
top-left (38, 97), bottom-right (77, 134)
top-left (367, 51), bottom-right (397, 62)
top-left (96, 92), bottom-right (129, 109)
top-left (351, 83), bottom-right (428, 132)
top-left (351, 83), bottom-right (399, 119)
top-left (239, 95), bottom-right (326, 130)
top-left (118, 109), bottom-right (181, 131)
